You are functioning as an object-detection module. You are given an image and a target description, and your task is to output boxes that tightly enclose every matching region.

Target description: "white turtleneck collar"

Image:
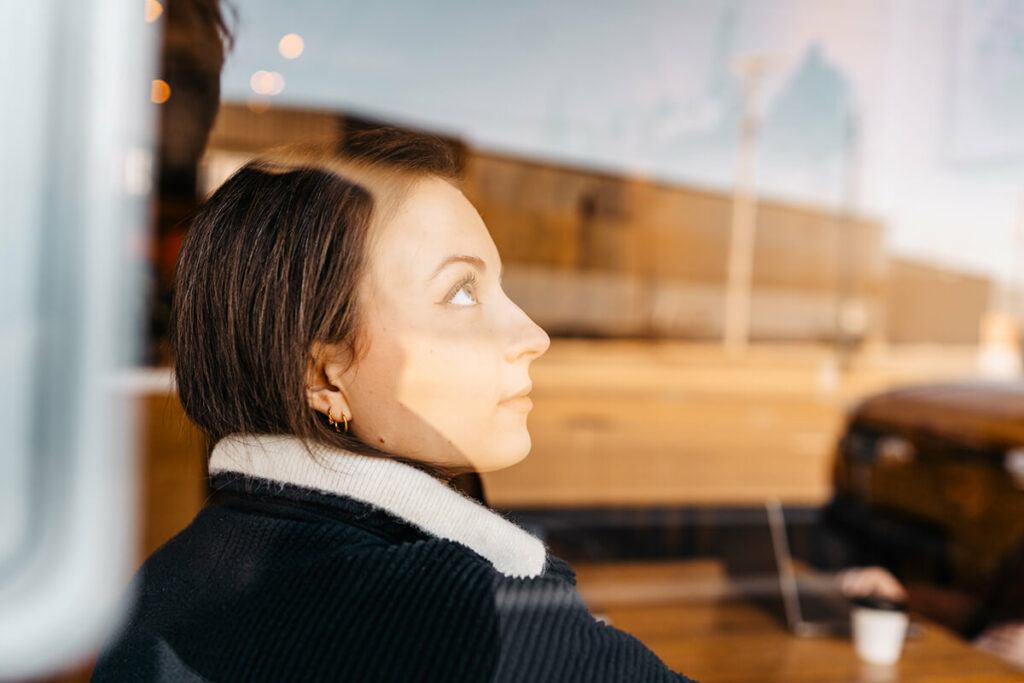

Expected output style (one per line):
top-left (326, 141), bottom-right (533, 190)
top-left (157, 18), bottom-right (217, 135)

top-left (209, 434), bottom-right (548, 579)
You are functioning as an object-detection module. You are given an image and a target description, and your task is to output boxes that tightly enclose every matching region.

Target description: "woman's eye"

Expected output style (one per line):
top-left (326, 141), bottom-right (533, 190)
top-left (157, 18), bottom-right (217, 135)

top-left (448, 279), bottom-right (478, 306)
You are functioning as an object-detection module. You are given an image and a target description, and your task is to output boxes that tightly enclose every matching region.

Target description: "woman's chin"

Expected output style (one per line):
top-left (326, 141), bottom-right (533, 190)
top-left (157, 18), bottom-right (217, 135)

top-left (472, 433), bottom-right (532, 473)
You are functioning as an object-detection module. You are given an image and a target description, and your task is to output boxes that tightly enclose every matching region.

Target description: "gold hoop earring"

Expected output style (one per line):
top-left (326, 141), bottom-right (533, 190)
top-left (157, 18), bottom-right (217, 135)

top-left (327, 407), bottom-right (349, 434)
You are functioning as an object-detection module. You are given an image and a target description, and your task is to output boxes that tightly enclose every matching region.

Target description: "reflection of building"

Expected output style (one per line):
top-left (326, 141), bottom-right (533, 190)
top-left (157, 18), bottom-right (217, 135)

top-left (200, 102), bottom-right (992, 347)
top-left (463, 151), bottom-right (884, 343)
top-left (886, 258), bottom-right (992, 345)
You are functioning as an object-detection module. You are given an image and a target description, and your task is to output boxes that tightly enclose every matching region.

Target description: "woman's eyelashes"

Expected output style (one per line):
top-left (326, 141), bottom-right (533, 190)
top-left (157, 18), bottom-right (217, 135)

top-left (446, 273), bottom-right (479, 306)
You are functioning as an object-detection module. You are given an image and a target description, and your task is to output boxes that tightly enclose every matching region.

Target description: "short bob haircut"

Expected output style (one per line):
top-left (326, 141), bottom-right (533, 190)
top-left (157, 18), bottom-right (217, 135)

top-left (170, 128), bottom-right (463, 478)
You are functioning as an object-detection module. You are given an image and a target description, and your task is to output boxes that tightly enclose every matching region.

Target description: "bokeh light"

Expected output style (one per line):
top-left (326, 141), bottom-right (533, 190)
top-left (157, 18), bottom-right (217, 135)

top-left (247, 95), bottom-right (271, 114)
top-left (150, 79), bottom-right (170, 104)
top-left (144, 0), bottom-right (163, 23)
top-left (250, 70), bottom-right (285, 96)
top-left (278, 33), bottom-right (304, 59)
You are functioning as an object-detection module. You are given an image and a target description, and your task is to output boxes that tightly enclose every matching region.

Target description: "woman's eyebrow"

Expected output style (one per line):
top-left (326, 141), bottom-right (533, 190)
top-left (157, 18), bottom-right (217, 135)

top-left (428, 254), bottom-right (503, 281)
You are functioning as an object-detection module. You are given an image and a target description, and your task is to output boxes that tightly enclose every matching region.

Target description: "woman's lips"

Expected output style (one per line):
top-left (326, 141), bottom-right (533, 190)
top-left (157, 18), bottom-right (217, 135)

top-left (499, 395), bottom-right (533, 411)
top-left (500, 382), bottom-right (533, 410)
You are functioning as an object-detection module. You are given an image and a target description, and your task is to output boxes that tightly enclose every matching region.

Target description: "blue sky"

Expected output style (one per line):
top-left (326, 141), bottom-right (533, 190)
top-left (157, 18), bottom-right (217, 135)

top-left (221, 0), bottom-right (1024, 284)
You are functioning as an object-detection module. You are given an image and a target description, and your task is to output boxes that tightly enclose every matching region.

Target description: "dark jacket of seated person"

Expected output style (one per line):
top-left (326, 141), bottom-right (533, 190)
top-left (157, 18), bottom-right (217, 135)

top-left (92, 434), bottom-right (696, 682)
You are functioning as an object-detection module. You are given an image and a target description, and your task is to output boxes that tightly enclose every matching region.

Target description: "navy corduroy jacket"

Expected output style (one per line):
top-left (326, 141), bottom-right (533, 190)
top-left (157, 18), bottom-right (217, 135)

top-left (92, 435), bottom-right (696, 682)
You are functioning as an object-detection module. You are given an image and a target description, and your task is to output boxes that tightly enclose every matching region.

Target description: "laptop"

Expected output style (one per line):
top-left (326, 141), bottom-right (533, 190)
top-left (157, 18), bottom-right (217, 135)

top-left (765, 497), bottom-right (852, 637)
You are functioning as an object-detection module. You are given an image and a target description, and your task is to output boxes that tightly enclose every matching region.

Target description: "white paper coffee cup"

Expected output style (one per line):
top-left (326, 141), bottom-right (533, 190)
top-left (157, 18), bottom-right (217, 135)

top-left (851, 597), bottom-right (910, 666)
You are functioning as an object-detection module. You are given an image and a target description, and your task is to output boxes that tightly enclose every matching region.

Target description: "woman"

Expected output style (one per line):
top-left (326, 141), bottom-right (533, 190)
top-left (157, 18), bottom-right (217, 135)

top-left (92, 129), bottom-right (696, 682)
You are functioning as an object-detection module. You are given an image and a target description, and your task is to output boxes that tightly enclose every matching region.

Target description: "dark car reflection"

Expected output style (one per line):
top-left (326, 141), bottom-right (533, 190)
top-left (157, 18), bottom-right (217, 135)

top-left (827, 380), bottom-right (1024, 602)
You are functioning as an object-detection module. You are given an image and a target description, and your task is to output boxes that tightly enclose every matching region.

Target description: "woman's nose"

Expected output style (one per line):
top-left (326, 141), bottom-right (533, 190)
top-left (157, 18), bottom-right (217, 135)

top-left (506, 304), bottom-right (551, 363)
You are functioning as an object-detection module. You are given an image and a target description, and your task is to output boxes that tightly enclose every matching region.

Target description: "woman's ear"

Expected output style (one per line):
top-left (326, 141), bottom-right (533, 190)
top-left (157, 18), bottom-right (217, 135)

top-left (305, 342), bottom-right (354, 421)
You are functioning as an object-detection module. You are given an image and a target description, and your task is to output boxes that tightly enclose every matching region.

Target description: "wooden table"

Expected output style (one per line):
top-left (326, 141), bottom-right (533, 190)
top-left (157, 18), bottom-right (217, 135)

top-left (573, 559), bottom-right (1024, 683)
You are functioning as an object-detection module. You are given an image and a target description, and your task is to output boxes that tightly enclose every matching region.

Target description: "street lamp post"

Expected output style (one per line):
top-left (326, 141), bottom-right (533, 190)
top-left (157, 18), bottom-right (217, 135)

top-left (723, 56), bottom-right (771, 353)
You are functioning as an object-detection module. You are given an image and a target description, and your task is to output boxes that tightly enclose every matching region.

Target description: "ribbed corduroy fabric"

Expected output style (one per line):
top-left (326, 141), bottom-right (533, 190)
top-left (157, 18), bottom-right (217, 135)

top-left (92, 435), bottom-right (696, 682)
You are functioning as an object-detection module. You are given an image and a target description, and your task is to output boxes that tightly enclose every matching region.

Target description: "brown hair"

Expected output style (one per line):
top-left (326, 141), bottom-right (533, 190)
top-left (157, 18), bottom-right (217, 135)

top-left (170, 128), bottom-right (464, 478)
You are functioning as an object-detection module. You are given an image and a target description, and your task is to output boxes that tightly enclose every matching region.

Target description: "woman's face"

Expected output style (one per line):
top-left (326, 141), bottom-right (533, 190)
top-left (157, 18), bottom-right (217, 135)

top-left (331, 177), bottom-right (550, 473)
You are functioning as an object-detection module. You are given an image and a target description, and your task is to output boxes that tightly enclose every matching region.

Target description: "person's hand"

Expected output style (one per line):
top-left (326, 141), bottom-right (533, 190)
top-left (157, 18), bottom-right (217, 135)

top-left (975, 622), bottom-right (1024, 670)
top-left (836, 566), bottom-right (908, 602)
